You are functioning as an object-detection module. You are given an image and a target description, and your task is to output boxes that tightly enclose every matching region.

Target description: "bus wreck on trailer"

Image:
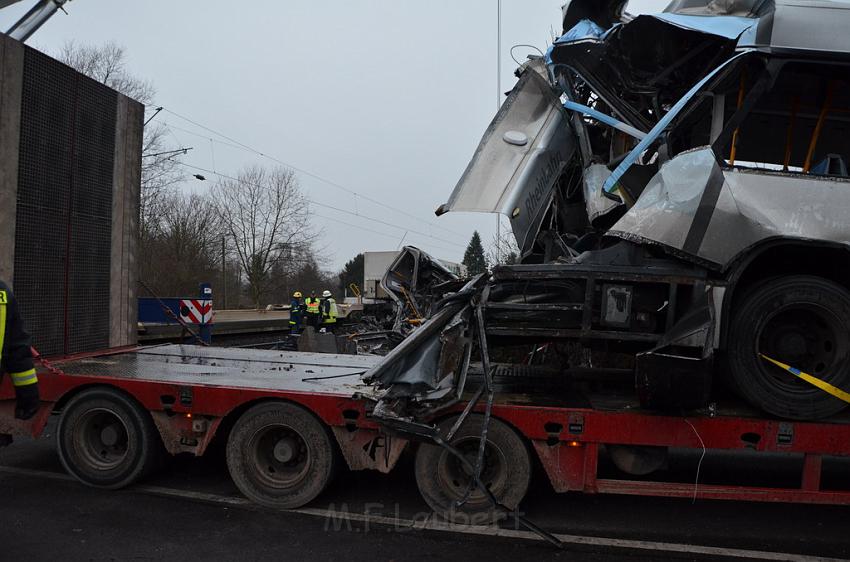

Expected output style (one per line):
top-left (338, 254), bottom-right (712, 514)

top-left (367, 0), bottom-right (850, 442)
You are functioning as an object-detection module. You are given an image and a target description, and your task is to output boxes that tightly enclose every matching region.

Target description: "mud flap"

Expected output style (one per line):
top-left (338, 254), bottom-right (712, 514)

top-left (636, 290), bottom-right (715, 410)
top-left (636, 351), bottom-right (713, 410)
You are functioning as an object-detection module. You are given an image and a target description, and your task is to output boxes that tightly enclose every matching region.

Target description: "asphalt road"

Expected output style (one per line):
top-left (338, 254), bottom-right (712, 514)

top-left (1, 420), bottom-right (849, 561)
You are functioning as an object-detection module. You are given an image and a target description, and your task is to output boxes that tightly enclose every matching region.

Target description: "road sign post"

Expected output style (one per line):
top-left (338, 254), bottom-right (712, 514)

top-left (198, 284), bottom-right (213, 344)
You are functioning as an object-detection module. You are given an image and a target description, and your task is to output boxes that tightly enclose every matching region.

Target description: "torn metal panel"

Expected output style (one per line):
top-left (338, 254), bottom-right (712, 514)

top-left (364, 299), bottom-right (468, 391)
top-left (582, 164), bottom-right (621, 225)
top-left (608, 147), bottom-right (730, 259)
top-left (548, 15), bottom-right (746, 132)
top-left (561, 0), bottom-right (628, 34)
top-left (364, 276), bottom-right (485, 417)
top-left (602, 51), bottom-right (752, 196)
top-left (666, 0), bottom-right (850, 55)
top-left (737, 1), bottom-right (850, 56)
top-left (651, 14), bottom-right (755, 39)
top-left (608, 147), bottom-right (850, 269)
top-left (380, 246), bottom-right (460, 332)
top-left (437, 59), bottom-right (576, 255)
top-left (663, 0), bottom-right (770, 17)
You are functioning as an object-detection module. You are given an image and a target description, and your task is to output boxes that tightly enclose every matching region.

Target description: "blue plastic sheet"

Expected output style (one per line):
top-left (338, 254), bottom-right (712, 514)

top-left (556, 19), bottom-right (605, 43)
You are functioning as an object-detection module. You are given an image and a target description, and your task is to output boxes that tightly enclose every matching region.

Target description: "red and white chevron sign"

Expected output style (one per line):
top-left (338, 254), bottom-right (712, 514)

top-left (180, 299), bottom-right (213, 324)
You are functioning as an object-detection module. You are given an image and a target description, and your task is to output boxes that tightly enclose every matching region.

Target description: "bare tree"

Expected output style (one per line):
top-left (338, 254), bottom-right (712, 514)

top-left (487, 223), bottom-right (521, 266)
top-left (55, 41), bottom-right (184, 236)
top-left (140, 191), bottom-right (224, 297)
top-left (57, 41), bottom-right (155, 102)
top-left (212, 165), bottom-right (315, 308)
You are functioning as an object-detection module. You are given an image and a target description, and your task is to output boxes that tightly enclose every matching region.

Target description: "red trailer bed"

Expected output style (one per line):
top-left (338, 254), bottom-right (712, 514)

top-left (0, 344), bottom-right (848, 514)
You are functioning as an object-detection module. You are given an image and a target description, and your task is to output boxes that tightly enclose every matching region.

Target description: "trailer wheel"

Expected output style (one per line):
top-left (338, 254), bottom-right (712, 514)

top-left (415, 415), bottom-right (530, 524)
top-left (727, 275), bottom-right (850, 420)
top-left (57, 387), bottom-right (161, 489)
top-left (226, 402), bottom-right (336, 509)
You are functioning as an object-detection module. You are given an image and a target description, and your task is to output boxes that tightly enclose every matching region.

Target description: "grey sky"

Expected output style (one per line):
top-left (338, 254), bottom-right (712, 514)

top-left (1, 0), bottom-right (669, 271)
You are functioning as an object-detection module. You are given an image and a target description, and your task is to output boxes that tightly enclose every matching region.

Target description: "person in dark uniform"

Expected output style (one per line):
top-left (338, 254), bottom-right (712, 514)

top-left (289, 291), bottom-right (304, 334)
top-left (0, 280), bottom-right (40, 421)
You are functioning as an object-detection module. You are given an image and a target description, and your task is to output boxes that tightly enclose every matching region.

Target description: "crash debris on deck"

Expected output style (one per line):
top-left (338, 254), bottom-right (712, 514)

top-left (356, 0), bottom-right (850, 430)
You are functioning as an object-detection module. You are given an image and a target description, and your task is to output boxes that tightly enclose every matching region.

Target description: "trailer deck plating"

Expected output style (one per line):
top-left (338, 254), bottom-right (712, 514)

top-left (1, 344), bottom-right (849, 518)
top-left (54, 344), bottom-right (383, 394)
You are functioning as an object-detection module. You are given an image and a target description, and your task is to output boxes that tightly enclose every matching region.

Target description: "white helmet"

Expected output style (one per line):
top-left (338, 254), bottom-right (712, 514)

top-left (322, 290), bottom-right (332, 298)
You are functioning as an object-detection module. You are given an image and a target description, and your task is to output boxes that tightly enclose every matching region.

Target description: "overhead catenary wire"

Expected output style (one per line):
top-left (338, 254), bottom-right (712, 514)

top-left (311, 212), bottom-right (459, 256)
top-left (152, 106), bottom-right (467, 239)
top-left (177, 161), bottom-right (466, 250)
top-left (163, 121), bottom-right (251, 153)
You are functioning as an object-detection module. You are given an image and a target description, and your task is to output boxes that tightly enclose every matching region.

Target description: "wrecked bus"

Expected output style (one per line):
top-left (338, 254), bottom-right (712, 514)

top-left (369, 0), bottom-right (850, 431)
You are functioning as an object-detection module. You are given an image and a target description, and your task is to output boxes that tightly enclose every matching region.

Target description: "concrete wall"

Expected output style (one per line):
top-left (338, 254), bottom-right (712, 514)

top-left (0, 34), bottom-right (22, 284)
top-left (0, 32), bottom-right (143, 354)
top-left (109, 95), bottom-right (143, 348)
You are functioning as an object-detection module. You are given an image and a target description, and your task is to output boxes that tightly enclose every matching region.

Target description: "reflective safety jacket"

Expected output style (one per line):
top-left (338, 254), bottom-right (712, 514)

top-left (305, 297), bottom-right (321, 315)
top-left (289, 298), bottom-right (303, 325)
top-left (0, 281), bottom-right (37, 389)
top-left (321, 298), bottom-right (338, 324)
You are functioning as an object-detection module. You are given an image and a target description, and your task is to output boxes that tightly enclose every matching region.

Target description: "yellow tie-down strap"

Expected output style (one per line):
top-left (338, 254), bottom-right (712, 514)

top-left (760, 354), bottom-right (850, 405)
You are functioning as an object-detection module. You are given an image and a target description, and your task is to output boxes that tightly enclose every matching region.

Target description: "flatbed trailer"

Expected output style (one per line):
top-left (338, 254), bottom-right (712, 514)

top-left (2, 344), bottom-right (849, 515)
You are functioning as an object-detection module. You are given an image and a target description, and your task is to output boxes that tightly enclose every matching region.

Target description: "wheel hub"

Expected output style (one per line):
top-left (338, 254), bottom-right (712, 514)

top-left (438, 440), bottom-right (504, 503)
top-left (760, 305), bottom-right (842, 384)
top-left (249, 424), bottom-right (311, 489)
top-left (273, 438), bottom-right (297, 463)
top-left (776, 331), bottom-right (808, 359)
top-left (100, 424), bottom-right (121, 447)
top-left (74, 408), bottom-right (130, 470)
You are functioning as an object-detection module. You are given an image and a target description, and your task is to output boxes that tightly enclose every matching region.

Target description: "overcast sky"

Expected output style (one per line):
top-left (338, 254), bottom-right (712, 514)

top-left (1, 0), bottom-right (669, 270)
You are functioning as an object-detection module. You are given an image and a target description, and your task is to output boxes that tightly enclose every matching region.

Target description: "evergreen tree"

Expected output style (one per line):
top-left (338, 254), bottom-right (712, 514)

top-left (462, 231), bottom-right (488, 276)
top-left (338, 253), bottom-right (365, 297)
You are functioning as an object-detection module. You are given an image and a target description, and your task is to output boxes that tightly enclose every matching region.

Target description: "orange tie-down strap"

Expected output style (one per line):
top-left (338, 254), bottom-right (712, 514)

top-left (760, 354), bottom-right (850, 405)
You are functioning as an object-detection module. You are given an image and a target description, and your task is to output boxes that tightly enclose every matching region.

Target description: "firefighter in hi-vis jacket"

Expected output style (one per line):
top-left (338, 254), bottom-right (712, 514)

top-left (0, 280), bottom-right (40, 421)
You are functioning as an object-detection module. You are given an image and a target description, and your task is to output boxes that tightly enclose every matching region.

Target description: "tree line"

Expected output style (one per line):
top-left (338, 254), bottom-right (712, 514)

top-left (58, 41), bottom-right (337, 308)
top-left (58, 41), bottom-right (517, 309)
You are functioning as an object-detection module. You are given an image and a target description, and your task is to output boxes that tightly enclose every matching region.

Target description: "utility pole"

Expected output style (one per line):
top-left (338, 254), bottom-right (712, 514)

top-left (221, 235), bottom-right (227, 309)
top-left (496, 0), bottom-right (502, 265)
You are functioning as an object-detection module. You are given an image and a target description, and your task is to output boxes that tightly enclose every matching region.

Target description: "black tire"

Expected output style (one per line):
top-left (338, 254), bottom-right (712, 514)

top-left (414, 414), bottom-right (531, 524)
top-left (226, 401), bottom-right (336, 509)
top-left (727, 275), bottom-right (850, 420)
top-left (57, 387), bottom-right (162, 489)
